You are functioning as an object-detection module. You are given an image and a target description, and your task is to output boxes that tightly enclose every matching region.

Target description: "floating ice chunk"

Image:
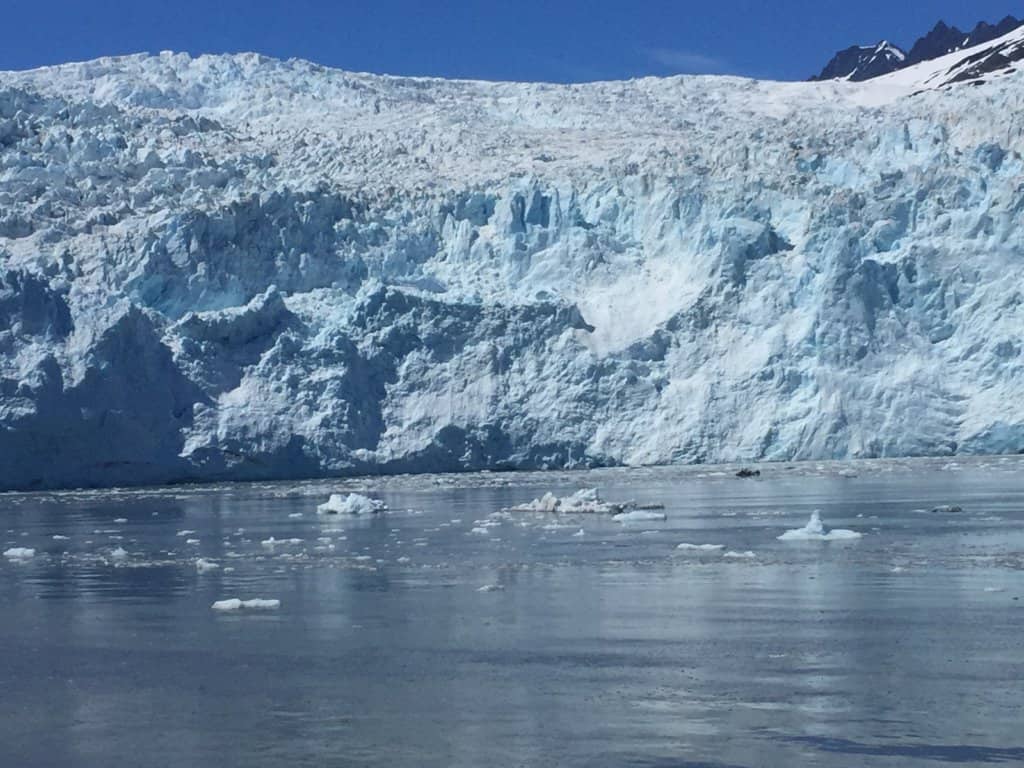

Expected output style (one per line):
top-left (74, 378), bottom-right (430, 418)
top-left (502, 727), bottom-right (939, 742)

top-left (723, 550), bottom-right (757, 559)
top-left (52, 535), bottom-right (70, 541)
top-left (196, 558), bottom-right (220, 573)
top-left (777, 511), bottom-right (862, 541)
top-left (3, 547), bottom-right (35, 560)
top-left (185, 538), bottom-right (200, 545)
top-left (511, 489), bottom-right (665, 516)
top-left (260, 536), bottom-right (300, 549)
top-left (288, 513), bottom-right (303, 519)
top-left (930, 505), bottom-right (964, 514)
top-left (211, 598), bottom-right (281, 612)
top-left (113, 518), bottom-right (128, 524)
top-left (983, 587), bottom-right (1006, 593)
top-left (469, 527), bottom-right (490, 535)
top-left (676, 543), bottom-right (726, 552)
top-left (110, 547), bottom-right (129, 560)
top-left (396, 556), bottom-right (411, 563)
top-left (176, 530), bottom-right (196, 537)
top-left (477, 584), bottom-right (504, 592)
top-left (317, 493), bottom-right (387, 515)
top-left (613, 510), bottom-right (668, 523)
top-left (573, 529), bottom-right (585, 537)
top-left (513, 489), bottom-right (611, 514)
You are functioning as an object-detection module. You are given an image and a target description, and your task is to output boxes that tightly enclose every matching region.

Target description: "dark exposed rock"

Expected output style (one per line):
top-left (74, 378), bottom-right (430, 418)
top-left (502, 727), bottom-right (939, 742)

top-left (812, 15), bottom-right (1024, 82)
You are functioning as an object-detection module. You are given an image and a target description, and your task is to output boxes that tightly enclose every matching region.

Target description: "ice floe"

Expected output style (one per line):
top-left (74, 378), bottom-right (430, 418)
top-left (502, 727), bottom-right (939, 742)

top-left (316, 493), bottom-right (387, 515)
top-left (211, 598), bottom-right (281, 612)
top-left (723, 550), bottom-right (757, 559)
top-left (613, 509), bottom-right (668, 523)
top-left (777, 511), bottom-right (862, 541)
top-left (3, 547), bottom-right (35, 560)
top-left (510, 488), bottom-right (664, 516)
top-left (676, 543), bottom-right (726, 552)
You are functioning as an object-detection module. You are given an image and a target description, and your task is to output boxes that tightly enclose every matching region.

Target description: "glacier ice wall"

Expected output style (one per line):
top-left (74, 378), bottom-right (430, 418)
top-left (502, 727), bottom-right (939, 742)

top-left (1, 52), bottom-right (1024, 489)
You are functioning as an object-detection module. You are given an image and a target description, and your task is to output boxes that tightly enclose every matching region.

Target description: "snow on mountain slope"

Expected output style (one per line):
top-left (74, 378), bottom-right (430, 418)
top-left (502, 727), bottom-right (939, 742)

top-left (1, 41), bottom-right (1024, 490)
top-left (812, 41), bottom-right (907, 82)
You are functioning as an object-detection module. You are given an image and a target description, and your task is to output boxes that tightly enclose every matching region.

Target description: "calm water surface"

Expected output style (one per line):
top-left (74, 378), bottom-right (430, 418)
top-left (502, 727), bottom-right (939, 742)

top-left (2, 458), bottom-right (1023, 767)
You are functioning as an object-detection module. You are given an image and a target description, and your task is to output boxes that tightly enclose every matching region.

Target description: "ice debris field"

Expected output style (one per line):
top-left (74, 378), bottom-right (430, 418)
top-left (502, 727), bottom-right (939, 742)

top-left (3, 27), bottom-right (1024, 490)
top-left (5, 456), bottom-right (1024, 619)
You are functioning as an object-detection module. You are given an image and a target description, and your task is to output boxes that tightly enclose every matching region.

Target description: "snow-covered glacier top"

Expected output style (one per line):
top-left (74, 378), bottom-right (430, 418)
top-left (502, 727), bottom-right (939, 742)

top-left (2, 27), bottom-right (1023, 490)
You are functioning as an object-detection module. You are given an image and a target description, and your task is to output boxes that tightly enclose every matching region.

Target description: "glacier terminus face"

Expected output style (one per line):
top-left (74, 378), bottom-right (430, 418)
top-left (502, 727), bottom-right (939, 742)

top-left (2, 41), bottom-right (1024, 490)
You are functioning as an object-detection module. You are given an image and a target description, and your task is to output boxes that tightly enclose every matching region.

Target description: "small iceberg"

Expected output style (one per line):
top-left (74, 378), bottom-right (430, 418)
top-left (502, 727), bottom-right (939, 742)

top-left (511, 488), bottom-right (614, 513)
top-left (676, 543), bottom-right (725, 552)
top-left (613, 509), bottom-right (668, 523)
top-left (723, 550), bottom-right (757, 559)
top-left (777, 511), bottom-right (862, 541)
top-left (3, 547), bottom-right (36, 561)
top-left (317, 493), bottom-right (387, 515)
top-left (196, 558), bottom-right (221, 573)
top-left (211, 598), bottom-right (281, 612)
top-left (511, 488), bottom-right (664, 516)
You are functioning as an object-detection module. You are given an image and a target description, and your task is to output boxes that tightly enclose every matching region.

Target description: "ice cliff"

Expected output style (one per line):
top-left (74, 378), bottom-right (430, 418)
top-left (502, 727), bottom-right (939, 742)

top-left (2, 28), bottom-right (1024, 490)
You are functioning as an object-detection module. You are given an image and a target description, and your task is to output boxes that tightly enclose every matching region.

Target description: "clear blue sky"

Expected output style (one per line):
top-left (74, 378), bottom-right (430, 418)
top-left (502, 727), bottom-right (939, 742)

top-left (2, 1), bottom-right (1020, 81)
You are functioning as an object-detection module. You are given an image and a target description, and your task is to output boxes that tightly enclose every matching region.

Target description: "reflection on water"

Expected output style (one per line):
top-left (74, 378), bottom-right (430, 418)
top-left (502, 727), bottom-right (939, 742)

top-left (2, 457), bottom-right (1024, 768)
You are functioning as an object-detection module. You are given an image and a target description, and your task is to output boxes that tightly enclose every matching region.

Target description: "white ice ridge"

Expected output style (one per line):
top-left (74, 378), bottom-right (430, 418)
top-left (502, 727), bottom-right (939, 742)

top-left (777, 511), bottom-right (863, 541)
top-left (316, 493), bottom-right (387, 515)
top-left (211, 598), bottom-right (281, 612)
top-left (3, 29), bottom-right (1024, 490)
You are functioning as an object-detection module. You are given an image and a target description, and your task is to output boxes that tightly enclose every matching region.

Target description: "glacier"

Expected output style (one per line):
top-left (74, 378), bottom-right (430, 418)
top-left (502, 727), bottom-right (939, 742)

top-left (2, 30), bottom-right (1024, 491)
